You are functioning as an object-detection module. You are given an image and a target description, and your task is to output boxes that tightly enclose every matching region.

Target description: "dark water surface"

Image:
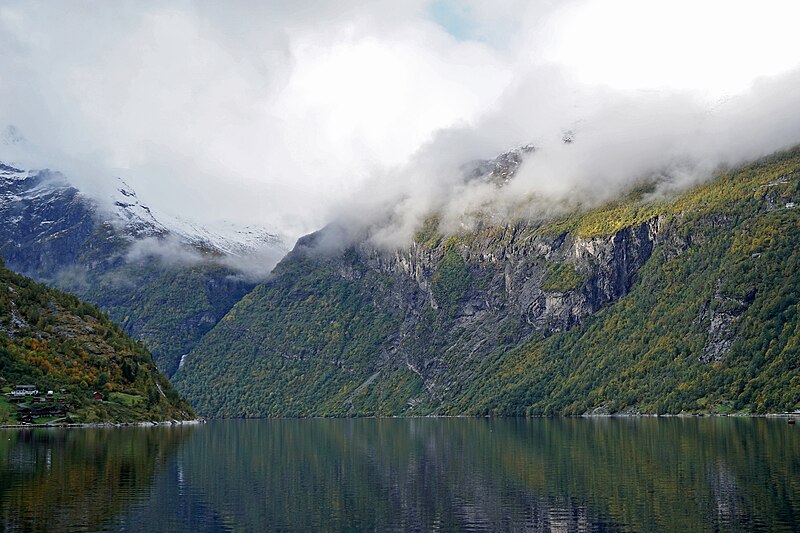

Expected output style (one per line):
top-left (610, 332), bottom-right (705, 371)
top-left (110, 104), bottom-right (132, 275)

top-left (1, 418), bottom-right (798, 532)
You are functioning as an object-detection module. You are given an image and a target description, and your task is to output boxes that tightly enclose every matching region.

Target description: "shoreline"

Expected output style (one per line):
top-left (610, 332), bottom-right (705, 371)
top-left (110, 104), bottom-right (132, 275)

top-left (1, 413), bottom-right (798, 428)
top-left (0, 418), bottom-right (206, 430)
top-left (219, 412), bottom-right (800, 420)
top-left (177, 412), bottom-right (800, 420)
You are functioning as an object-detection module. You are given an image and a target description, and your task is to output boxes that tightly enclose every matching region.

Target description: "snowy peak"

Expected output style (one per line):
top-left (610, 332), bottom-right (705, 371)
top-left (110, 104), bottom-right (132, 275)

top-left (112, 181), bottom-right (288, 257)
top-left (110, 178), bottom-right (169, 239)
top-left (163, 216), bottom-right (285, 257)
top-left (108, 177), bottom-right (284, 256)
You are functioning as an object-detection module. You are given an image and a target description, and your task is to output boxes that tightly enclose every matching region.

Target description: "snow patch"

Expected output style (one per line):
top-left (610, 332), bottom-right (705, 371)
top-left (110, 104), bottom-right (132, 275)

top-left (1, 133), bottom-right (288, 264)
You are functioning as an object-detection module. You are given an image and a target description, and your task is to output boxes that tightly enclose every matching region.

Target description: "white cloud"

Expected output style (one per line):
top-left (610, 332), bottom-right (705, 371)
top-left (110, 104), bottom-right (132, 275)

top-left (0, 0), bottom-right (799, 255)
top-left (537, 0), bottom-right (800, 96)
top-left (0, 1), bottom-right (512, 242)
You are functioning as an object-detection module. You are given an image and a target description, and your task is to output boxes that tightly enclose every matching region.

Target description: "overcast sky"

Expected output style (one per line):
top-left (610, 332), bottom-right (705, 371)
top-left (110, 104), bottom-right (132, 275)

top-left (2, 0), bottom-right (800, 249)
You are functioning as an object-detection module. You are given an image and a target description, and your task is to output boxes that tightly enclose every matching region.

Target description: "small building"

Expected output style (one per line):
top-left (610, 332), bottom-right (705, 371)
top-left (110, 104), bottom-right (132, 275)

top-left (92, 391), bottom-right (105, 401)
top-left (10, 385), bottom-right (39, 397)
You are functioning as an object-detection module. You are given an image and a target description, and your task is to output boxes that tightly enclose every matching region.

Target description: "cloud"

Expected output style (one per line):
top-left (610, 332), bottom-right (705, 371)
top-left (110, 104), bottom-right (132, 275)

top-left (124, 235), bottom-right (207, 266)
top-left (327, 60), bottom-right (800, 249)
top-left (0, 0), bottom-right (511, 243)
top-left (0, 0), bottom-right (799, 257)
top-left (124, 234), bottom-right (282, 281)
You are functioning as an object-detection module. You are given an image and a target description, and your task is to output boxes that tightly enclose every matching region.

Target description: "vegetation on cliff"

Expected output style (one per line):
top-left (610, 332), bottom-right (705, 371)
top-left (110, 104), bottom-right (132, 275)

top-left (175, 148), bottom-right (800, 417)
top-left (0, 258), bottom-right (194, 424)
top-left (64, 259), bottom-right (254, 377)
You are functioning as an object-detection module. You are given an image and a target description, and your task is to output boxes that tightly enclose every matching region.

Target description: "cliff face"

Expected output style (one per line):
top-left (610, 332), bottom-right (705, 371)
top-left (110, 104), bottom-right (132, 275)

top-left (333, 217), bottom-right (662, 404)
top-left (175, 148), bottom-right (800, 417)
top-left (369, 214), bottom-right (661, 332)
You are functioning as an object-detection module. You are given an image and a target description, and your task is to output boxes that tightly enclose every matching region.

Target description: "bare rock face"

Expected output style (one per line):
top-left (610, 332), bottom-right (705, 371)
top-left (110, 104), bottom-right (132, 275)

top-left (388, 217), bottom-right (659, 334)
top-left (702, 311), bottom-right (737, 362)
top-left (697, 280), bottom-right (753, 363)
top-left (288, 215), bottom-right (665, 398)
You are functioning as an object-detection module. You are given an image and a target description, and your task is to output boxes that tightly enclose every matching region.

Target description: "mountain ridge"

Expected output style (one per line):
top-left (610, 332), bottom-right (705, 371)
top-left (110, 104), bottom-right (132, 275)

top-left (0, 157), bottom-right (282, 376)
top-left (174, 147), bottom-right (800, 417)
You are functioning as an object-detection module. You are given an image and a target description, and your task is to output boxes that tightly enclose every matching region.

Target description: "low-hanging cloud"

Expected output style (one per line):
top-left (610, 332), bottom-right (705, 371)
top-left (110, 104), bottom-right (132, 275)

top-left (1, 0), bottom-right (800, 259)
top-left (330, 63), bottom-right (800, 249)
top-left (124, 234), bottom-right (285, 281)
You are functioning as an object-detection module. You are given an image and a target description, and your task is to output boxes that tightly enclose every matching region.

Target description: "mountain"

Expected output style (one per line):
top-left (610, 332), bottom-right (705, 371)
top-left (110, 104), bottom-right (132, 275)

top-left (0, 151), bottom-right (285, 377)
top-left (174, 147), bottom-right (800, 417)
top-left (0, 257), bottom-right (193, 424)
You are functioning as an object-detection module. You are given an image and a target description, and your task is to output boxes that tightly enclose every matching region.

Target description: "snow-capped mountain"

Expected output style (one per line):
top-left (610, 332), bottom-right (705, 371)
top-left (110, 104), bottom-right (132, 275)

top-left (112, 178), bottom-right (284, 256)
top-left (0, 127), bottom-right (286, 376)
top-left (110, 177), bottom-right (285, 256)
top-left (110, 178), bottom-right (170, 239)
top-left (0, 126), bottom-right (286, 260)
top-left (111, 178), bottom-right (288, 257)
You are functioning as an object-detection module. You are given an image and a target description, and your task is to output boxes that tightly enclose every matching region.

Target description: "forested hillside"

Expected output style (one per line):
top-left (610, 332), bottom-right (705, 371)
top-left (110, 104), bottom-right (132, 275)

top-left (0, 258), bottom-right (194, 424)
top-left (175, 148), bottom-right (800, 417)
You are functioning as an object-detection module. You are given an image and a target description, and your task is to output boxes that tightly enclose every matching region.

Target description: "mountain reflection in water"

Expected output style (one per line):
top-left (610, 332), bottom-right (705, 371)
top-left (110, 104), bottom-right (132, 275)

top-left (1, 418), bottom-right (798, 532)
top-left (0, 425), bottom-right (193, 532)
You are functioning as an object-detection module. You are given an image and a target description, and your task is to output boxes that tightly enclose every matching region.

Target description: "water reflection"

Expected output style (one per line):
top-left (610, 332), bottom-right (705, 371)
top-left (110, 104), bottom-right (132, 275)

top-left (1, 418), bottom-right (798, 532)
top-left (0, 425), bottom-right (193, 532)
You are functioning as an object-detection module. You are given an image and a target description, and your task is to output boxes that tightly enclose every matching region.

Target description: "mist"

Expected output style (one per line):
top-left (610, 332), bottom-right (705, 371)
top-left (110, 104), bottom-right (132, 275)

top-left (1, 0), bottom-right (799, 260)
top-left (333, 64), bottom-right (800, 249)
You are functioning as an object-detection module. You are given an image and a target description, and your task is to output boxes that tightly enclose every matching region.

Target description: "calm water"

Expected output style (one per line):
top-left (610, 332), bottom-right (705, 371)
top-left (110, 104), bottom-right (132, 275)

top-left (1, 418), bottom-right (798, 532)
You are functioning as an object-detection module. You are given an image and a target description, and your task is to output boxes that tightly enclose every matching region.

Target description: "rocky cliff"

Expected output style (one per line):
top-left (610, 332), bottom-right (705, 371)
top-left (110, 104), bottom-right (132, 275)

top-left (175, 148), bottom-right (800, 417)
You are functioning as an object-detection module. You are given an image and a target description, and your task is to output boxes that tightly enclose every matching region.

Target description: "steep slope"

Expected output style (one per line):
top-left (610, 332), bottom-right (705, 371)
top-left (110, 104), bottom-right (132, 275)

top-left (175, 148), bottom-right (800, 417)
top-left (0, 258), bottom-right (194, 424)
top-left (0, 161), bottom-right (283, 376)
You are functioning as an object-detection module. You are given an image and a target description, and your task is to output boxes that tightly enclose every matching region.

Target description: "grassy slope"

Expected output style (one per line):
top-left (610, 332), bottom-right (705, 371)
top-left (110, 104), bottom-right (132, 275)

top-left (0, 259), bottom-right (195, 423)
top-left (177, 148), bottom-right (800, 417)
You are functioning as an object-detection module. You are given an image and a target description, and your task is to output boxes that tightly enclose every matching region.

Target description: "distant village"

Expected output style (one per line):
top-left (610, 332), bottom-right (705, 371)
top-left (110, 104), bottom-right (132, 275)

top-left (3, 384), bottom-right (104, 424)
